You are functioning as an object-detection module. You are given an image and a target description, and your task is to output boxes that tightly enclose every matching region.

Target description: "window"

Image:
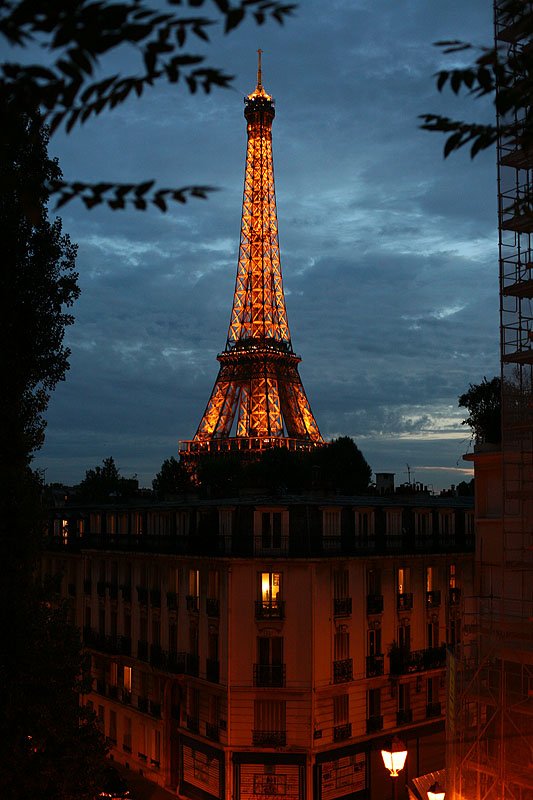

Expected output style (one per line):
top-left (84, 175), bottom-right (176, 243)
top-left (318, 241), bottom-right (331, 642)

top-left (399, 683), bottom-right (410, 713)
top-left (109, 709), bottom-right (117, 743)
top-left (123, 716), bottom-right (132, 752)
top-left (368, 688), bottom-right (381, 718)
top-left (262, 511), bottom-right (282, 549)
top-left (98, 608), bottom-right (105, 636)
top-left (448, 618), bottom-right (461, 648)
top-left (187, 687), bottom-right (200, 721)
top-left (449, 564), bottom-right (457, 589)
top-left (440, 511), bottom-right (454, 538)
top-left (465, 512), bottom-right (474, 537)
top-left (398, 624), bottom-right (411, 652)
top-left (189, 624), bottom-right (199, 657)
top-left (426, 566), bottom-right (434, 592)
top-left (151, 730), bottom-right (160, 765)
top-left (219, 508), bottom-right (233, 536)
top-left (208, 695), bottom-right (220, 726)
top-left (208, 570), bottom-right (220, 599)
top-left (333, 569), bottom-right (349, 600)
top-left (397, 567), bottom-right (410, 594)
top-left (176, 512), bottom-right (188, 537)
top-left (254, 700), bottom-right (285, 733)
top-left (152, 617), bottom-right (161, 647)
top-left (386, 509), bottom-right (402, 536)
top-left (333, 694), bottom-right (349, 725)
top-left (355, 509), bottom-right (374, 541)
top-left (368, 628), bottom-right (382, 657)
top-left (367, 568), bottom-right (381, 595)
top-left (107, 513), bottom-right (116, 535)
top-left (322, 508), bottom-right (341, 536)
top-left (124, 666), bottom-right (132, 693)
top-left (415, 510), bottom-right (430, 537)
top-left (109, 662), bottom-right (118, 687)
top-left (334, 629), bottom-right (349, 661)
top-left (168, 622), bottom-right (177, 653)
top-left (208, 631), bottom-right (219, 663)
top-left (187, 569), bottom-right (200, 611)
top-left (260, 571), bottom-right (281, 605)
top-left (427, 621), bottom-right (439, 649)
top-left (256, 636), bottom-right (284, 686)
top-left (427, 676), bottom-right (439, 705)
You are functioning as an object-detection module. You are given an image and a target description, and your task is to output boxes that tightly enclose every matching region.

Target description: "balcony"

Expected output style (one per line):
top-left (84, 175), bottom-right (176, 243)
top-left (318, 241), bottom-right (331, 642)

top-left (96, 678), bottom-right (106, 695)
top-left (120, 585), bottom-right (131, 602)
top-left (206, 597), bottom-right (220, 617)
top-left (333, 597), bottom-right (352, 617)
top-left (366, 715), bottom-right (383, 734)
top-left (205, 722), bottom-right (219, 742)
top-left (449, 587), bottom-right (461, 606)
top-left (186, 715), bottom-right (199, 734)
top-left (149, 700), bottom-right (161, 718)
top-left (396, 709), bottom-right (413, 726)
top-left (83, 579), bottom-right (92, 595)
top-left (426, 590), bottom-right (441, 608)
top-left (186, 653), bottom-right (199, 677)
top-left (255, 599), bottom-right (285, 620)
top-left (137, 586), bottom-right (148, 606)
top-left (206, 658), bottom-right (220, 683)
top-left (108, 583), bottom-right (118, 600)
top-left (366, 594), bottom-right (384, 615)
top-left (150, 644), bottom-right (164, 668)
top-left (118, 635), bottom-right (131, 656)
top-left (137, 640), bottom-right (149, 661)
top-left (166, 591), bottom-right (178, 611)
top-left (186, 595), bottom-right (199, 613)
top-left (333, 658), bottom-right (353, 684)
top-left (253, 664), bottom-right (286, 687)
top-left (107, 684), bottom-right (118, 700)
top-left (389, 645), bottom-right (446, 675)
top-left (97, 581), bottom-right (106, 597)
top-left (426, 701), bottom-right (442, 718)
top-left (167, 651), bottom-right (186, 674)
top-left (137, 696), bottom-right (149, 714)
top-left (366, 655), bottom-right (384, 678)
top-left (333, 723), bottom-right (352, 742)
top-left (397, 592), bottom-right (413, 611)
top-left (121, 689), bottom-right (131, 705)
top-left (252, 730), bottom-right (286, 748)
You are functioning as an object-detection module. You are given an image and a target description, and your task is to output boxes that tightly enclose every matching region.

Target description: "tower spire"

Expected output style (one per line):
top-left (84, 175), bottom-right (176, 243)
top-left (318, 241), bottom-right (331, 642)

top-left (180, 58), bottom-right (322, 461)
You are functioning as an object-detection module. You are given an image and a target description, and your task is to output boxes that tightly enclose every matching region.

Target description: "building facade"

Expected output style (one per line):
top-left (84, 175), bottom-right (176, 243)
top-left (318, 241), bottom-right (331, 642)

top-left (46, 493), bottom-right (473, 800)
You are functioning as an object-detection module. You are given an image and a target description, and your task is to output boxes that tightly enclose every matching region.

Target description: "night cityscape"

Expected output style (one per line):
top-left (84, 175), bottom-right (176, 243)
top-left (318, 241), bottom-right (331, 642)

top-left (1, 2), bottom-right (532, 800)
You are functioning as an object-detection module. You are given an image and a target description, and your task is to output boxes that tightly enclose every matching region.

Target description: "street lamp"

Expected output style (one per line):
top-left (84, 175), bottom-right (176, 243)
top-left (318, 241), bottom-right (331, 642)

top-left (427, 782), bottom-right (445, 800)
top-left (381, 736), bottom-right (408, 800)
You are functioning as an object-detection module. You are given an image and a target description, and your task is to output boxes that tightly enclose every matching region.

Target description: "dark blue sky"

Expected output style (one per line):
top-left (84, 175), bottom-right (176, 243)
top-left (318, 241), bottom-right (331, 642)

top-left (26, 0), bottom-right (498, 490)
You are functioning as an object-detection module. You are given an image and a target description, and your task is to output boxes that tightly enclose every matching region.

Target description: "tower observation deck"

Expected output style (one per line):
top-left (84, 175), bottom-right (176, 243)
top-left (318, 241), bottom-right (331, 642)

top-left (180, 52), bottom-right (323, 461)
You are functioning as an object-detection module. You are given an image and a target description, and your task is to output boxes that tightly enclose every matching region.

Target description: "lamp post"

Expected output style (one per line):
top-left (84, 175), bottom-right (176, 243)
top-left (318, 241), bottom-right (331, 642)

top-left (427, 782), bottom-right (445, 800)
top-left (381, 736), bottom-right (408, 800)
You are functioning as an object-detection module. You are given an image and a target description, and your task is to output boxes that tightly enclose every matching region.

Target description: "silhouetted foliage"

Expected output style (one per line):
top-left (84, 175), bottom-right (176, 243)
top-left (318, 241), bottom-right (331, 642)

top-left (153, 455), bottom-right (190, 498)
top-left (0, 100), bottom-right (79, 467)
top-left (456, 478), bottom-right (475, 496)
top-left (1, 0), bottom-right (295, 211)
top-left (77, 456), bottom-right (138, 502)
top-left (188, 436), bottom-right (372, 495)
top-left (459, 376), bottom-right (501, 444)
top-left (421, 1), bottom-right (533, 158)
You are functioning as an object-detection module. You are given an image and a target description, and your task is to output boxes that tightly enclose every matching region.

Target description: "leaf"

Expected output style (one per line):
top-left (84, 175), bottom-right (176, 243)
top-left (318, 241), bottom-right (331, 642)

top-left (443, 131), bottom-right (464, 158)
top-left (152, 195), bottom-right (167, 211)
top-left (135, 180), bottom-right (155, 196)
top-left (225, 8), bottom-right (245, 32)
top-left (436, 71), bottom-right (449, 92)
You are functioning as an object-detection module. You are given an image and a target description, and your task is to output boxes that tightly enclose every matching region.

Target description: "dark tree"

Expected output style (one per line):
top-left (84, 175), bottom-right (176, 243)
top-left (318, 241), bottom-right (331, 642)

top-left (77, 456), bottom-right (138, 502)
top-left (459, 376), bottom-right (501, 444)
top-left (0, 102), bottom-right (107, 800)
top-left (0, 0), bottom-right (294, 211)
top-left (420, 1), bottom-right (533, 158)
top-left (312, 436), bottom-right (372, 494)
top-left (153, 455), bottom-right (190, 498)
top-left (0, 99), bottom-right (79, 469)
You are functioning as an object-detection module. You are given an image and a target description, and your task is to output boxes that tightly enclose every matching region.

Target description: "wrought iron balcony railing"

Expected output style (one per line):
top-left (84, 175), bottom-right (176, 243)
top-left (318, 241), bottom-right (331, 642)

top-left (186, 595), bottom-right (199, 612)
top-left (137, 696), bottom-right (149, 713)
top-left (426, 590), bottom-right (441, 608)
top-left (205, 722), bottom-right (219, 742)
top-left (255, 599), bottom-right (285, 620)
top-left (121, 689), bottom-right (131, 705)
top-left (333, 597), bottom-right (352, 617)
top-left (252, 730), bottom-right (286, 747)
top-left (389, 645), bottom-right (446, 675)
top-left (167, 651), bottom-right (186, 674)
top-left (150, 589), bottom-right (161, 608)
top-left (149, 700), bottom-right (161, 718)
top-left (137, 640), bottom-right (149, 661)
top-left (166, 591), bottom-right (178, 610)
top-left (186, 715), bottom-right (199, 734)
top-left (366, 594), bottom-right (384, 614)
top-left (120, 584), bottom-right (131, 602)
top-left (366, 715), bottom-right (383, 734)
top-left (396, 709), bottom-right (413, 726)
top-left (366, 655), bottom-right (384, 678)
top-left (397, 592), bottom-right (413, 611)
top-left (253, 663), bottom-right (286, 687)
top-left (333, 723), bottom-right (352, 742)
top-left (426, 701), bottom-right (442, 718)
top-left (206, 597), bottom-right (220, 617)
top-left (333, 658), bottom-right (353, 683)
top-left (206, 658), bottom-right (220, 683)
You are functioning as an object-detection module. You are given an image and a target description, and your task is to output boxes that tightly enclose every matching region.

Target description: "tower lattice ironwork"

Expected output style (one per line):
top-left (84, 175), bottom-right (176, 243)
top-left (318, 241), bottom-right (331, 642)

top-left (180, 53), bottom-right (323, 460)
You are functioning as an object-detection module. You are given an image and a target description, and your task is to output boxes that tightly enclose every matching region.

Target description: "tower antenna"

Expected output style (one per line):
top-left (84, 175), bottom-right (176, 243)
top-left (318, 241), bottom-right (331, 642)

top-left (257, 48), bottom-right (263, 91)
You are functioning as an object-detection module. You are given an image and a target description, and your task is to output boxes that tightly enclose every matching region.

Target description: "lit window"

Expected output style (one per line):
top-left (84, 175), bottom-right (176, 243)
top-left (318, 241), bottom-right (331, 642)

top-left (261, 572), bottom-right (281, 605)
top-left (124, 666), bottom-right (132, 692)
top-left (449, 564), bottom-right (456, 589)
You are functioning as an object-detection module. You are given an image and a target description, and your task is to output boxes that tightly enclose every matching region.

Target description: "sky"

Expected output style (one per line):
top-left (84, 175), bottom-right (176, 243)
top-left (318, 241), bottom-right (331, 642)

top-left (19, 0), bottom-right (499, 490)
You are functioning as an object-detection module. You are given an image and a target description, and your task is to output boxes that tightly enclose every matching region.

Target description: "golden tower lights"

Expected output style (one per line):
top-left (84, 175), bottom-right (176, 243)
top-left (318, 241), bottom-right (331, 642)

top-left (181, 52), bottom-right (323, 459)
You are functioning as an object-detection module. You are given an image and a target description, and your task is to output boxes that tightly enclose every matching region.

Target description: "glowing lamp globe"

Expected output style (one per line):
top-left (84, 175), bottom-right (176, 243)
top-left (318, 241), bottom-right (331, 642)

top-left (381, 737), bottom-right (408, 777)
top-left (427, 782), bottom-right (446, 800)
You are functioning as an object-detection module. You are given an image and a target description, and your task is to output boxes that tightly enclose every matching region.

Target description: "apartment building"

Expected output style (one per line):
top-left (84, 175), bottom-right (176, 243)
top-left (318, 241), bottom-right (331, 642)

top-left (45, 492), bottom-right (474, 800)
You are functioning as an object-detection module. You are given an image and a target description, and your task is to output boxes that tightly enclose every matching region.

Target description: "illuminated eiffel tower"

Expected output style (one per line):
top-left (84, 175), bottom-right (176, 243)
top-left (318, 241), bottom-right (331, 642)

top-left (180, 52), bottom-right (323, 462)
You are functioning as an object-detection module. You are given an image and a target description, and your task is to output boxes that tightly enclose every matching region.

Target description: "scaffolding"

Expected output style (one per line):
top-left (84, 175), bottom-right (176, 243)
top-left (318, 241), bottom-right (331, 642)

top-left (447, 3), bottom-right (533, 798)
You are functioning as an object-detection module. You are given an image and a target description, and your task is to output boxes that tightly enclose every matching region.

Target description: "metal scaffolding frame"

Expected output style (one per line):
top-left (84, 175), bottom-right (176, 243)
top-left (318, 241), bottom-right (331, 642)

top-left (447, 4), bottom-right (533, 798)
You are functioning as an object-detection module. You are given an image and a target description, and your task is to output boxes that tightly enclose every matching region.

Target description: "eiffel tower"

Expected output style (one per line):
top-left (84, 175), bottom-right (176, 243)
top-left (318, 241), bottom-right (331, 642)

top-left (180, 52), bottom-right (323, 462)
